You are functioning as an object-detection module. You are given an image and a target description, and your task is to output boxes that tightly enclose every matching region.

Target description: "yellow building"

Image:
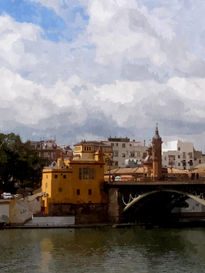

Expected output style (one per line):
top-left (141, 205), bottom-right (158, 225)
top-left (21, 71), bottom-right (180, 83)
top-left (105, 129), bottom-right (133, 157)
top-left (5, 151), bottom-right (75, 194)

top-left (73, 141), bottom-right (113, 172)
top-left (41, 149), bottom-right (108, 220)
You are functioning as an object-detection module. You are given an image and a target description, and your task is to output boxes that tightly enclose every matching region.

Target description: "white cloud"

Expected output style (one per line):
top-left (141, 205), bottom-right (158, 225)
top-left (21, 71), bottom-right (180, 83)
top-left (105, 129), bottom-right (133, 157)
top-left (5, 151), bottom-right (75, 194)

top-left (1, 2), bottom-right (205, 149)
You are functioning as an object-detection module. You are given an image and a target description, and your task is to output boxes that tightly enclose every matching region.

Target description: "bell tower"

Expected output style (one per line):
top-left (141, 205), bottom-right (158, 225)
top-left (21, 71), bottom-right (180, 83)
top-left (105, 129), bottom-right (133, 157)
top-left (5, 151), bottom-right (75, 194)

top-left (152, 124), bottom-right (162, 180)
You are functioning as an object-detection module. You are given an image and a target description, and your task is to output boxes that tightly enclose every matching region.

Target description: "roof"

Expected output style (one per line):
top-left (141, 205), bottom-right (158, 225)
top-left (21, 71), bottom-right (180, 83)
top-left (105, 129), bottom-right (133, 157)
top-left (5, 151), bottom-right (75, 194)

top-left (191, 164), bottom-right (205, 174)
top-left (108, 167), bottom-right (144, 175)
top-left (108, 137), bottom-right (130, 142)
top-left (167, 168), bottom-right (189, 174)
top-left (74, 141), bottom-right (111, 147)
top-left (194, 163), bottom-right (205, 169)
top-left (152, 125), bottom-right (162, 141)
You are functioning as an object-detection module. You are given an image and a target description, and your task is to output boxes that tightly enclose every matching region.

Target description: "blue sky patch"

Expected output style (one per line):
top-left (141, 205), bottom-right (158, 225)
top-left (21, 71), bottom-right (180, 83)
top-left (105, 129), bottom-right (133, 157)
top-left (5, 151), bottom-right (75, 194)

top-left (0, 0), bottom-right (88, 42)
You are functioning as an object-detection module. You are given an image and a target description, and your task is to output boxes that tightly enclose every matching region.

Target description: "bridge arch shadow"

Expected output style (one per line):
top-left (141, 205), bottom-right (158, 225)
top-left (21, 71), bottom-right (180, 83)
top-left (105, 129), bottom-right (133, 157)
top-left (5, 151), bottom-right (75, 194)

top-left (122, 189), bottom-right (205, 225)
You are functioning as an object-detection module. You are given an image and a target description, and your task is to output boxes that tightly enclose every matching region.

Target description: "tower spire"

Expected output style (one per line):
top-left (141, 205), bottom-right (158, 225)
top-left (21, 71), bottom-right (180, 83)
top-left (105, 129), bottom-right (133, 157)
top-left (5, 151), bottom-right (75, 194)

top-left (152, 123), bottom-right (162, 180)
top-left (154, 123), bottom-right (161, 140)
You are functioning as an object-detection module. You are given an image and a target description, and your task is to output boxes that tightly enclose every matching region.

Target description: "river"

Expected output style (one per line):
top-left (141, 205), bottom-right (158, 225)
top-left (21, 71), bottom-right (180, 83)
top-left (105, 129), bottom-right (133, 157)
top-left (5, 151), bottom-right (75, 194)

top-left (0, 227), bottom-right (205, 273)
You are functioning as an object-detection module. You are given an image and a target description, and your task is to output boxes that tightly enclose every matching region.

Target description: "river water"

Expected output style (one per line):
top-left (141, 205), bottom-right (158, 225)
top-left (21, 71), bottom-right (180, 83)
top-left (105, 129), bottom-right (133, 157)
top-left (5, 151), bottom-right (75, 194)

top-left (0, 227), bottom-right (205, 273)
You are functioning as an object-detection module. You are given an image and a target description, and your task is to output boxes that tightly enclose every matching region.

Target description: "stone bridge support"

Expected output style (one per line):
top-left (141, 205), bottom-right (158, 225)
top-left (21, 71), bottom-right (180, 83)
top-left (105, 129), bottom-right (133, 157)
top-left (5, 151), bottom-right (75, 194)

top-left (108, 188), bottom-right (124, 223)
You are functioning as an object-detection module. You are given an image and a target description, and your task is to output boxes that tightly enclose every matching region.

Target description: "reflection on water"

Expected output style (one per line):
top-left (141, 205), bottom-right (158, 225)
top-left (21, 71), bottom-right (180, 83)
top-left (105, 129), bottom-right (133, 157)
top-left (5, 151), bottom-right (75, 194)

top-left (0, 227), bottom-right (205, 273)
top-left (40, 238), bottom-right (53, 273)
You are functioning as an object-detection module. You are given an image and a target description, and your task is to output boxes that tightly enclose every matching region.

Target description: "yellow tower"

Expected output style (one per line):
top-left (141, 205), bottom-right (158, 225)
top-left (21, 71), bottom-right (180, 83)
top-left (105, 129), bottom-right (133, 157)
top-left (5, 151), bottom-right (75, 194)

top-left (152, 124), bottom-right (162, 180)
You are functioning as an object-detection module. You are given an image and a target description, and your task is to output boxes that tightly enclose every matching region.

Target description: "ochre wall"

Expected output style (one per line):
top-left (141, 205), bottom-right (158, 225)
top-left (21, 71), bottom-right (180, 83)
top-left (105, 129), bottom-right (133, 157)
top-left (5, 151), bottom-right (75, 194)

top-left (41, 159), bottom-right (107, 214)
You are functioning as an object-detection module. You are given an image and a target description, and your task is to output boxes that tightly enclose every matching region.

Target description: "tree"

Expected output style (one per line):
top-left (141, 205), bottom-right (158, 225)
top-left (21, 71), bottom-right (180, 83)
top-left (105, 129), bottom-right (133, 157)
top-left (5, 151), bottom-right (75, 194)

top-left (0, 133), bottom-right (46, 192)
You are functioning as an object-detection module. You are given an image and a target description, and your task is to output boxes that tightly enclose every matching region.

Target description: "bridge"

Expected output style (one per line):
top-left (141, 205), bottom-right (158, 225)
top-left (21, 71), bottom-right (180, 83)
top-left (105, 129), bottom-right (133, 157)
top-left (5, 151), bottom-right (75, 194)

top-left (107, 179), bottom-right (205, 224)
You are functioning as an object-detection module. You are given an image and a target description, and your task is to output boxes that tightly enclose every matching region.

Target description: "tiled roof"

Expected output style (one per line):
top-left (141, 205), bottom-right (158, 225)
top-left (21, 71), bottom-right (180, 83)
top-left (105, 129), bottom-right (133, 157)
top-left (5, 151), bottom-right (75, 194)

top-left (167, 168), bottom-right (188, 174)
top-left (74, 141), bottom-right (110, 146)
top-left (108, 167), bottom-right (144, 175)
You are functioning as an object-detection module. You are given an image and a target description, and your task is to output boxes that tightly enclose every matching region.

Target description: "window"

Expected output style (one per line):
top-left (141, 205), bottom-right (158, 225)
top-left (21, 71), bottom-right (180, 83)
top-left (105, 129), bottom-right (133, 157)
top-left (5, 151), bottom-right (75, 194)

top-left (122, 143), bottom-right (125, 148)
top-left (168, 155), bottom-right (175, 166)
top-left (164, 157), bottom-right (167, 161)
top-left (88, 189), bottom-right (92, 195)
top-left (178, 163), bottom-right (180, 166)
top-left (76, 189), bottom-right (80, 195)
top-left (54, 174), bottom-right (58, 179)
top-left (122, 153), bottom-right (125, 158)
top-left (58, 187), bottom-right (62, 192)
top-left (115, 143), bottom-right (118, 147)
top-left (178, 147), bottom-right (181, 151)
top-left (79, 167), bottom-right (96, 180)
top-left (63, 175), bottom-right (67, 179)
top-left (130, 152), bottom-right (135, 157)
top-left (168, 155), bottom-right (175, 160)
top-left (115, 161), bottom-right (118, 166)
top-left (114, 151), bottom-right (118, 157)
top-left (178, 155), bottom-right (180, 159)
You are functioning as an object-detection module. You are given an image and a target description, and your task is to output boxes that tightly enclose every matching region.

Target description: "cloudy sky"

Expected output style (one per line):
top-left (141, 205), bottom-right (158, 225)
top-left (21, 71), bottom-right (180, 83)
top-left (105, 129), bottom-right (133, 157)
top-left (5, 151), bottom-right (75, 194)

top-left (1, 0), bottom-right (205, 150)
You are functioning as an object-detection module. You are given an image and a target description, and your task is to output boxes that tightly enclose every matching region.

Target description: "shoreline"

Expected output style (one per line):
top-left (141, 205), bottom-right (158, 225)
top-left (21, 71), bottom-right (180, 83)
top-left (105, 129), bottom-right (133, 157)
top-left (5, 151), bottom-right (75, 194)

top-left (2, 219), bottom-right (205, 229)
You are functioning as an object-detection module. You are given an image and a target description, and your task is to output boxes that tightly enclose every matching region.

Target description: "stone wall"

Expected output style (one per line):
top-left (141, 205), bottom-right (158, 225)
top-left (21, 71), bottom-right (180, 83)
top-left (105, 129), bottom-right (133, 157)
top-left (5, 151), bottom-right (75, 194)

top-left (47, 203), bottom-right (108, 224)
top-left (0, 202), bottom-right (10, 224)
top-left (10, 194), bottom-right (42, 225)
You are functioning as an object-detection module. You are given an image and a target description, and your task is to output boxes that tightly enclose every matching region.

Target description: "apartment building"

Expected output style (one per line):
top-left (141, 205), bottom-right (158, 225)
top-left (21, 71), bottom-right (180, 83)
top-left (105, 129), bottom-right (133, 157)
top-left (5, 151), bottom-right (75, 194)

top-left (73, 140), bottom-right (113, 172)
top-left (162, 140), bottom-right (205, 170)
top-left (107, 137), bottom-right (148, 168)
top-left (30, 140), bottom-right (73, 164)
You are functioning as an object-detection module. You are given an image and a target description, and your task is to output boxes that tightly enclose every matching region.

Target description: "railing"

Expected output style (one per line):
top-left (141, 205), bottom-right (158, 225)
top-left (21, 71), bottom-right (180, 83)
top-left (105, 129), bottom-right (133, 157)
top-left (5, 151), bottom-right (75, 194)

top-left (107, 177), bottom-right (205, 184)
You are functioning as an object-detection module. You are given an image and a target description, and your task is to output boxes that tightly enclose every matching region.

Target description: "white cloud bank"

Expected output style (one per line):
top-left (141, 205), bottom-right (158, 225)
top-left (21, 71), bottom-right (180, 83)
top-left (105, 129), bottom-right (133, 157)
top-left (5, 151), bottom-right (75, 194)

top-left (1, 1), bottom-right (205, 151)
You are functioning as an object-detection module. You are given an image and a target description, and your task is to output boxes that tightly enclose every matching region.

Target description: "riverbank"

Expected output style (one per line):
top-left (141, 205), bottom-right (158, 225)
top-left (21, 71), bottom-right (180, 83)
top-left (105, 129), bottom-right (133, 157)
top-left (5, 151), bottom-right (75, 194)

top-left (2, 218), bottom-right (205, 229)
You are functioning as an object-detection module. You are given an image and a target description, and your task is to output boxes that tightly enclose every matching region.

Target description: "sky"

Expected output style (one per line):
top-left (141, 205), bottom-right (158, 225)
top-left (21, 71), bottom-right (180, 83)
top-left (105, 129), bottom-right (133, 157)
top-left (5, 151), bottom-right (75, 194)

top-left (1, 0), bottom-right (205, 150)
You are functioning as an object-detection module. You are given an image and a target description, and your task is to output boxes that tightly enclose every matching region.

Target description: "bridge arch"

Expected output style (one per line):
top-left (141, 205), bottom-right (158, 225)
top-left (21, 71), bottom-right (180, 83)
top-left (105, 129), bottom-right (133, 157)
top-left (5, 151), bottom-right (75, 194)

top-left (123, 189), bottom-right (205, 212)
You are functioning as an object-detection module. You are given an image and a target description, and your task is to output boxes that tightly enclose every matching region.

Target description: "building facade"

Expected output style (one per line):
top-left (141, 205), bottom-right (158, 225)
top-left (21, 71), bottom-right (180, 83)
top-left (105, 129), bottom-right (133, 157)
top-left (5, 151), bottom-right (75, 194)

top-left (107, 137), bottom-right (148, 168)
top-left (162, 140), bottom-right (205, 170)
top-left (41, 149), bottom-right (108, 223)
top-left (73, 140), bottom-right (113, 172)
top-left (30, 140), bottom-right (73, 164)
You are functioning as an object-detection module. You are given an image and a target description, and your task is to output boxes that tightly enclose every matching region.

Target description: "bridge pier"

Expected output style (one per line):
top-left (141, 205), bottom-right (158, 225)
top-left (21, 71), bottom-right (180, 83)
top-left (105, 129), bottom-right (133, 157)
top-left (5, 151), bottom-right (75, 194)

top-left (108, 188), bottom-right (124, 223)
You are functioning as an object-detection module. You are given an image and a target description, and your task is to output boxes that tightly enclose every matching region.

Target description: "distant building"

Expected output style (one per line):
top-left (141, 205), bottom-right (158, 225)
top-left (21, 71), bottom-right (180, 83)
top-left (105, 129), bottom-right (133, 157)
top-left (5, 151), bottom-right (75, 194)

top-left (30, 140), bottom-right (73, 164)
top-left (58, 144), bottom-right (73, 159)
top-left (162, 140), bottom-right (205, 170)
top-left (107, 137), bottom-right (148, 168)
top-left (73, 140), bottom-right (113, 172)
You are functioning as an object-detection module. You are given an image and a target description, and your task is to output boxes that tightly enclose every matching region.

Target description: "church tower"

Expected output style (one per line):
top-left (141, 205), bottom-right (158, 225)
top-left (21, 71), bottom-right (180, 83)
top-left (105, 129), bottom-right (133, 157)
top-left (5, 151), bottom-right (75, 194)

top-left (152, 124), bottom-right (162, 180)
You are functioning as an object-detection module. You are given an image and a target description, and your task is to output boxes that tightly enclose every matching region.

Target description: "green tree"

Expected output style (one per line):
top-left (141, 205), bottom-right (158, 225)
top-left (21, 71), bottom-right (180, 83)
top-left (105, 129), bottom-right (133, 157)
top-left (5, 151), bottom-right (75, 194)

top-left (0, 133), bottom-right (46, 192)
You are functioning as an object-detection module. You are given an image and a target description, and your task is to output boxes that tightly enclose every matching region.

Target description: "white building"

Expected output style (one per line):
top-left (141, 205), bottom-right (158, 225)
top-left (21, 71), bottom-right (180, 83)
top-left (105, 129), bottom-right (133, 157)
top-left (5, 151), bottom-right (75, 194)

top-left (162, 140), bottom-right (204, 170)
top-left (107, 137), bottom-right (148, 168)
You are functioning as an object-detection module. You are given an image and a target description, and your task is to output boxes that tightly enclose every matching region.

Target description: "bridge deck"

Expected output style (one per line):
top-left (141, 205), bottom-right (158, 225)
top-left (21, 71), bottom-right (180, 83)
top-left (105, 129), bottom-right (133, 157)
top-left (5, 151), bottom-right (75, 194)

top-left (108, 180), bottom-right (205, 186)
